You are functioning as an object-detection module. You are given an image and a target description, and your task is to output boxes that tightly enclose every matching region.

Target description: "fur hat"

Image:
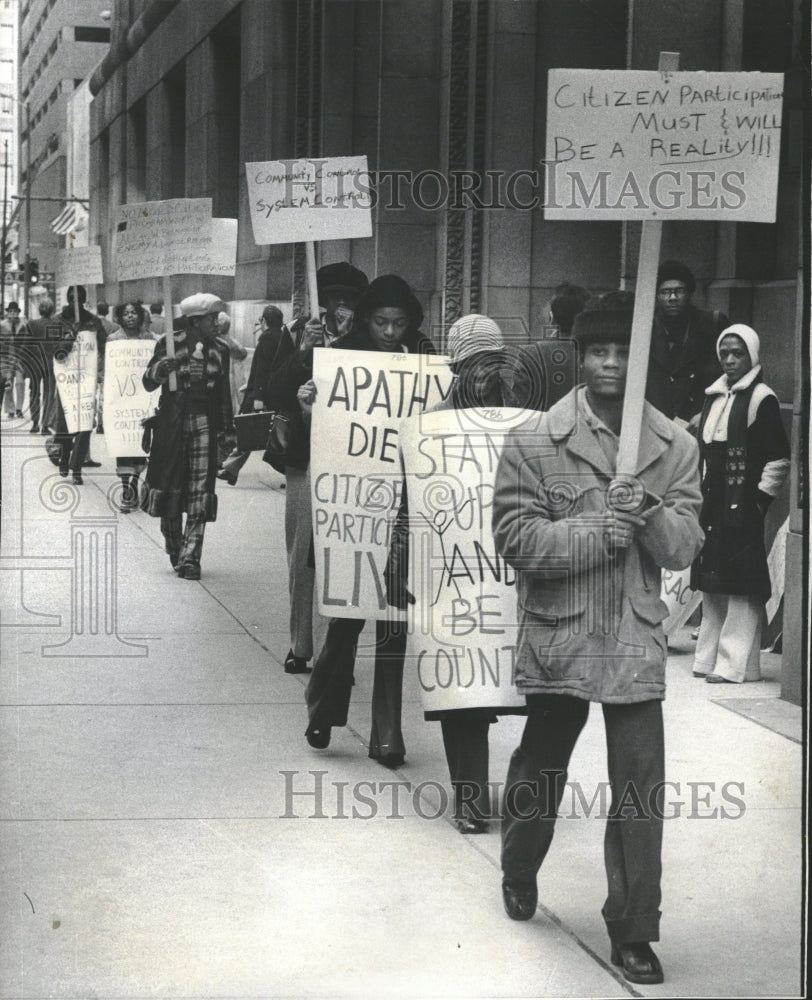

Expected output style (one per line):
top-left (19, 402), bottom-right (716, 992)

top-left (354, 274), bottom-right (424, 331)
top-left (571, 292), bottom-right (634, 349)
top-left (717, 324), bottom-right (760, 367)
top-left (316, 262), bottom-right (369, 304)
top-left (446, 314), bottom-right (504, 365)
top-left (656, 260), bottom-right (696, 294)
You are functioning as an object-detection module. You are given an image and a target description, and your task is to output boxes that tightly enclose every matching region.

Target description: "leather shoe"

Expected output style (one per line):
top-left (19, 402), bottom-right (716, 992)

top-left (455, 817), bottom-right (488, 835)
top-left (83, 459), bottom-right (102, 468)
top-left (501, 878), bottom-right (537, 921)
top-left (216, 468), bottom-right (238, 485)
top-left (376, 752), bottom-right (405, 769)
top-left (284, 649), bottom-right (312, 674)
top-left (706, 673), bottom-right (735, 684)
top-left (692, 670), bottom-right (706, 678)
top-left (72, 472), bottom-right (83, 485)
top-left (29, 425), bottom-right (39, 433)
top-left (305, 726), bottom-right (331, 749)
top-left (179, 562), bottom-right (201, 580)
top-left (610, 942), bottom-right (664, 985)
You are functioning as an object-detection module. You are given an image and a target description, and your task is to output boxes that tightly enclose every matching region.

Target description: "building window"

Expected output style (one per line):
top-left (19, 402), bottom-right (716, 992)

top-left (0, 94), bottom-right (12, 114)
top-left (74, 26), bottom-right (111, 44)
top-left (0, 59), bottom-right (12, 83)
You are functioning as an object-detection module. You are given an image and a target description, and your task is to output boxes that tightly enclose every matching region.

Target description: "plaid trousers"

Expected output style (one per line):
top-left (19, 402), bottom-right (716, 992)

top-left (160, 411), bottom-right (210, 567)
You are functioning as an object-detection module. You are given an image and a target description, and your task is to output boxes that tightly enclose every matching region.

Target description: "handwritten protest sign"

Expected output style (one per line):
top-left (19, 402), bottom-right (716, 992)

top-left (56, 245), bottom-right (103, 288)
top-left (545, 69), bottom-right (784, 221)
top-left (114, 199), bottom-right (237, 280)
top-left (661, 566), bottom-right (702, 636)
top-left (400, 408), bottom-right (529, 713)
top-left (310, 348), bottom-right (453, 620)
top-left (245, 156), bottom-right (372, 244)
top-left (103, 340), bottom-right (160, 459)
top-left (53, 329), bottom-right (97, 434)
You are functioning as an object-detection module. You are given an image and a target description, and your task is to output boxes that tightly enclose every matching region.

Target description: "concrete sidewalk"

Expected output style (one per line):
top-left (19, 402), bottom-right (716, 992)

top-left (0, 427), bottom-right (803, 999)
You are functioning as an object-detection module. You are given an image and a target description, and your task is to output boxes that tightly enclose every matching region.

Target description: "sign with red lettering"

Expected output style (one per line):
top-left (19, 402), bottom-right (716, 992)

top-left (400, 407), bottom-right (530, 712)
top-left (545, 69), bottom-right (784, 221)
top-left (310, 349), bottom-right (453, 620)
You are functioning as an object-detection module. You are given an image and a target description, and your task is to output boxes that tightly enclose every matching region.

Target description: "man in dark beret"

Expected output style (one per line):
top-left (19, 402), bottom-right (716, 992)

top-left (647, 260), bottom-right (729, 425)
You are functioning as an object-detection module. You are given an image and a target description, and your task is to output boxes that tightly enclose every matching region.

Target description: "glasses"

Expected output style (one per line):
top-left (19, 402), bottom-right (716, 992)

top-left (658, 287), bottom-right (689, 300)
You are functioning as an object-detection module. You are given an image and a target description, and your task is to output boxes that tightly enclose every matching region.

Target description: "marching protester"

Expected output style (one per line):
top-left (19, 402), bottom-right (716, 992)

top-left (218, 305), bottom-right (290, 486)
top-left (1, 301), bottom-right (27, 419)
top-left (491, 293), bottom-right (703, 985)
top-left (647, 260), bottom-right (729, 424)
top-left (19, 296), bottom-right (57, 435)
top-left (386, 314), bottom-right (523, 832)
top-left (299, 274), bottom-right (435, 765)
top-left (265, 262), bottom-right (369, 674)
top-left (141, 293), bottom-right (233, 580)
top-left (51, 286), bottom-right (107, 484)
top-left (690, 324), bottom-right (790, 683)
top-left (107, 301), bottom-right (157, 512)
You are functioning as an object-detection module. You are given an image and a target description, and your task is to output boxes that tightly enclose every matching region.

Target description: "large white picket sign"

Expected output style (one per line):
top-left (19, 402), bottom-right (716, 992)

top-left (400, 408), bottom-right (530, 713)
top-left (245, 156), bottom-right (372, 244)
top-left (53, 329), bottom-right (97, 434)
top-left (115, 199), bottom-right (237, 280)
top-left (56, 245), bottom-right (103, 288)
top-left (310, 348), bottom-right (453, 619)
top-left (545, 69), bottom-right (784, 221)
top-left (103, 341), bottom-right (160, 459)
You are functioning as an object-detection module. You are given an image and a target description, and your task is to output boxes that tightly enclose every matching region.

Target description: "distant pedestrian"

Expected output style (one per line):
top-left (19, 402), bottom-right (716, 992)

top-left (1, 301), bottom-right (27, 419)
top-left (107, 301), bottom-right (157, 512)
top-left (149, 302), bottom-right (166, 338)
top-left (141, 293), bottom-right (233, 580)
top-left (647, 260), bottom-right (728, 424)
top-left (691, 324), bottom-right (790, 683)
top-left (18, 297), bottom-right (57, 434)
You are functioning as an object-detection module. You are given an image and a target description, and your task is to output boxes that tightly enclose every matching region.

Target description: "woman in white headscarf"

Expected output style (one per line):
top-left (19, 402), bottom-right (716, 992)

top-left (690, 324), bottom-right (790, 683)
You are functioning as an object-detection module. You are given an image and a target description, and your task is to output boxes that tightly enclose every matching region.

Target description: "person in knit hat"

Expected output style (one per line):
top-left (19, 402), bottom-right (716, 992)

top-left (491, 292), bottom-right (703, 985)
top-left (690, 324), bottom-right (790, 683)
top-left (440, 313), bottom-right (511, 410)
top-left (647, 259), bottom-right (729, 423)
top-left (303, 274), bottom-right (436, 764)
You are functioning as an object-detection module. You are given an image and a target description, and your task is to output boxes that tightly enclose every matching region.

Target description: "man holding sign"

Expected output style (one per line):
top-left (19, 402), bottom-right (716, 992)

top-left (492, 295), bottom-right (703, 985)
top-left (141, 293), bottom-right (233, 580)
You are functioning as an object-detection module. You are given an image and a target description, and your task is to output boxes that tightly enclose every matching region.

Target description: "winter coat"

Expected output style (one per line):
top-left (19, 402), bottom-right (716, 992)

top-left (492, 387), bottom-right (704, 704)
top-left (690, 366), bottom-right (790, 601)
top-left (141, 328), bottom-right (233, 520)
top-left (646, 304), bottom-right (727, 421)
top-left (239, 326), bottom-right (291, 414)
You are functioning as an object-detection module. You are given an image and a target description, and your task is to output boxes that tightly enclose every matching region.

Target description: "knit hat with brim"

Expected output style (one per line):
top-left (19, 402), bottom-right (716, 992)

top-left (717, 323), bottom-right (760, 366)
top-left (354, 274), bottom-right (424, 331)
top-left (447, 314), bottom-right (505, 365)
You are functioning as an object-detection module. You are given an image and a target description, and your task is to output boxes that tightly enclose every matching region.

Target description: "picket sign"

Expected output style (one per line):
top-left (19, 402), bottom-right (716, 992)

top-left (55, 246), bottom-right (103, 289)
top-left (103, 340), bottom-right (161, 459)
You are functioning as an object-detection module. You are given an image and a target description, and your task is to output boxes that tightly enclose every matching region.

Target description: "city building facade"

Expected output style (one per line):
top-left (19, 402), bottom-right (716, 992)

top-left (1, 0), bottom-right (19, 305)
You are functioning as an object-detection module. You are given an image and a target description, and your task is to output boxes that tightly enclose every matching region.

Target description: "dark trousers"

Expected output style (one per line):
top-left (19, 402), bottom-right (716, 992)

top-left (502, 694), bottom-right (664, 944)
top-left (305, 617), bottom-right (406, 758)
top-left (57, 430), bottom-right (90, 473)
top-left (441, 711), bottom-right (492, 819)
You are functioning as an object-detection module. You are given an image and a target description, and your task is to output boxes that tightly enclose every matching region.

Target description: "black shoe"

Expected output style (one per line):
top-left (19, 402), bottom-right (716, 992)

top-left (375, 752), bottom-right (405, 769)
top-left (610, 942), bottom-right (664, 985)
top-left (216, 469), bottom-right (238, 485)
top-left (96, 427), bottom-right (104, 434)
top-left (179, 562), bottom-right (201, 581)
top-left (83, 459), bottom-right (102, 468)
top-left (41, 428), bottom-right (51, 435)
top-left (306, 726), bottom-right (331, 749)
top-left (501, 878), bottom-right (537, 921)
top-left (456, 817), bottom-right (488, 834)
top-left (14, 409), bottom-right (23, 418)
top-left (59, 469), bottom-right (69, 478)
top-left (284, 649), bottom-right (311, 674)
top-left (72, 472), bottom-right (83, 485)
top-left (168, 549), bottom-right (180, 569)
top-left (29, 425), bottom-right (39, 433)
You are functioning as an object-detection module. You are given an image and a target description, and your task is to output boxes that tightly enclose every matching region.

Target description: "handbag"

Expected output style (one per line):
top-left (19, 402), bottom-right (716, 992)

top-left (45, 435), bottom-right (62, 466)
top-left (234, 410), bottom-right (275, 452)
top-left (261, 411), bottom-right (291, 466)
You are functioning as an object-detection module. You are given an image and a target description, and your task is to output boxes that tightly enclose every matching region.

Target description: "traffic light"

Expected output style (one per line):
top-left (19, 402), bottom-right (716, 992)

top-left (27, 258), bottom-right (39, 284)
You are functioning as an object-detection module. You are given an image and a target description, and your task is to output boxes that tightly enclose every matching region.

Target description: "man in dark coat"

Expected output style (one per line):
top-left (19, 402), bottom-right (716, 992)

top-left (217, 304), bottom-right (290, 485)
top-left (647, 260), bottom-right (728, 424)
top-left (142, 292), bottom-right (233, 580)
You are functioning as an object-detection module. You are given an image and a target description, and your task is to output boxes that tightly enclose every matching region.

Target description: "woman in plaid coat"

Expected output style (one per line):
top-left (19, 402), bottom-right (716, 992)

top-left (142, 293), bottom-right (233, 580)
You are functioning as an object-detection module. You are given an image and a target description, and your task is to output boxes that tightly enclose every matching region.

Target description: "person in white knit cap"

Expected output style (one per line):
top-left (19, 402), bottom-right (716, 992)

top-left (690, 323), bottom-right (790, 683)
top-left (440, 313), bottom-right (513, 410)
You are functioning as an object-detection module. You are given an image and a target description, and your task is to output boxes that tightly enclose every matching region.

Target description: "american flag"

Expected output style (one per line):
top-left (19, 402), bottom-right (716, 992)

top-left (49, 203), bottom-right (88, 236)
